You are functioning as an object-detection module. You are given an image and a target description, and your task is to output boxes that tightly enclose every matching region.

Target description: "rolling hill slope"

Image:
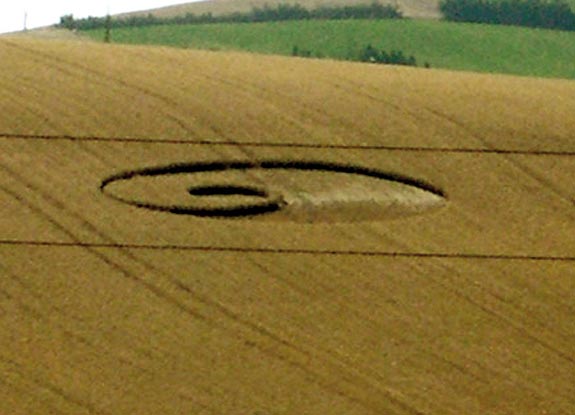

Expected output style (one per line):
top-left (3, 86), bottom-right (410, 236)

top-left (83, 18), bottom-right (575, 80)
top-left (1, 37), bottom-right (574, 415)
top-left (116, 0), bottom-right (575, 21)
top-left (117, 0), bottom-right (442, 20)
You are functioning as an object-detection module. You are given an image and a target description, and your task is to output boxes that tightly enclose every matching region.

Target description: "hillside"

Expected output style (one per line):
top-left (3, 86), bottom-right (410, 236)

top-left (84, 19), bottom-right (575, 80)
top-left (113, 0), bottom-right (575, 23)
top-left (117, 0), bottom-right (442, 20)
top-left (1, 37), bottom-right (574, 415)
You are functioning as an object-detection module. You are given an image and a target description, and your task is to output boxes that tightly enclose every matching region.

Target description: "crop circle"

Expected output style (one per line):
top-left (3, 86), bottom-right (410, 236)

top-left (100, 160), bottom-right (447, 222)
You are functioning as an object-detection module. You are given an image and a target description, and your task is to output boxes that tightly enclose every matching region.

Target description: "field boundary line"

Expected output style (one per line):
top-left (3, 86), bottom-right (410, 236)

top-left (1, 133), bottom-right (574, 156)
top-left (1, 240), bottom-right (574, 262)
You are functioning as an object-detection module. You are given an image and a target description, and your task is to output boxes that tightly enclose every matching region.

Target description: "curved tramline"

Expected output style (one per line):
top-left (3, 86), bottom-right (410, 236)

top-left (0, 37), bottom-right (574, 415)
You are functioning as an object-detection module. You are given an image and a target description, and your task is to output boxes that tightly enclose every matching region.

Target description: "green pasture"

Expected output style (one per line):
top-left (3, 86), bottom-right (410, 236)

top-left (83, 19), bottom-right (575, 79)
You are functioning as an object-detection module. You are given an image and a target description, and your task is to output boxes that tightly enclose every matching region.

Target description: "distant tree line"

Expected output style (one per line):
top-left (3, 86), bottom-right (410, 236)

top-left (440, 0), bottom-right (575, 31)
top-left (293, 43), bottom-right (429, 67)
top-left (57, 2), bottom-right (402, 31)
top-left (290, 44), bottom-right (428, 66)
top-left (359, 44), bottom-right (427, 66)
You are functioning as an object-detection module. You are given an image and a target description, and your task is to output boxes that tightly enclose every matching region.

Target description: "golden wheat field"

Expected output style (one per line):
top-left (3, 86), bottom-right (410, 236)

top-left (1, 37), bottom-right (574, 415)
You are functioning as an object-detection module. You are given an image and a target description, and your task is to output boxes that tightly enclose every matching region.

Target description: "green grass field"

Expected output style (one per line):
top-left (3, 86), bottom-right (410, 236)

top-left (84, 19), bottom-right (575, 79)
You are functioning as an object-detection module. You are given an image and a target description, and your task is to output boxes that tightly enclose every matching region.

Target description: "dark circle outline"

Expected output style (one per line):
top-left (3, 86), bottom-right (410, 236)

top-left (100, 160), bottom-right (446, 218)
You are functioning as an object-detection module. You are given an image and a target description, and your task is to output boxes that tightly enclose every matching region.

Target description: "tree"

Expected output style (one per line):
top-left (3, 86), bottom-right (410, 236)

top-left (59, 14), bottom-right (75, 30)
top-left (104, 14), bottom-right (111, 43)
top-left (439, 0), bottom-right (575, 30)
top-left (360, 44), bottom-right (381, 62)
